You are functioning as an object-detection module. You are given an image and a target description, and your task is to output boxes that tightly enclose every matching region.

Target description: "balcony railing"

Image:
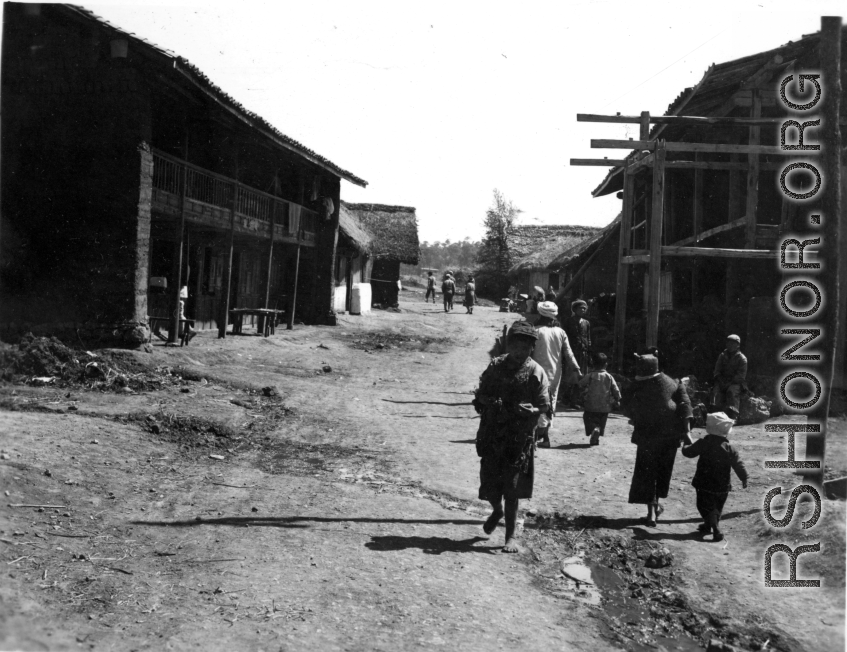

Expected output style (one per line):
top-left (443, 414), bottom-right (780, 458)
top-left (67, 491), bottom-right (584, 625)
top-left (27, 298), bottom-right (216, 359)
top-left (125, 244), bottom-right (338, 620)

top-left (152, 149), bottom-right (318, 240)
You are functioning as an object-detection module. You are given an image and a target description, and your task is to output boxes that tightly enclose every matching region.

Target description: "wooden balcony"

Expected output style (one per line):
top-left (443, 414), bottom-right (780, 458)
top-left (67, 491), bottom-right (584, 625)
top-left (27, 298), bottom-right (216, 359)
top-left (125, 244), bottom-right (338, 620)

top-left (151, 149), bottom-right (318, 244)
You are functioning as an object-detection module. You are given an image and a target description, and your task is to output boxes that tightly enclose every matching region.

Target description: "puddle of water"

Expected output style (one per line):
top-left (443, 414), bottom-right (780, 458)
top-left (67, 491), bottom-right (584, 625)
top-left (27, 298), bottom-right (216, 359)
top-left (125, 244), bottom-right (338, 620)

top-left (585, 562), bottom-right (704, 652)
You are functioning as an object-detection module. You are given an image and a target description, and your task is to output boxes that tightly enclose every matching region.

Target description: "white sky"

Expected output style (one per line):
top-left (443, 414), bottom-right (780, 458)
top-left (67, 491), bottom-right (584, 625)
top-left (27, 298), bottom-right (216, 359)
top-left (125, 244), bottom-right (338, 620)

top-left (84, 0), bottom-right (845, 243)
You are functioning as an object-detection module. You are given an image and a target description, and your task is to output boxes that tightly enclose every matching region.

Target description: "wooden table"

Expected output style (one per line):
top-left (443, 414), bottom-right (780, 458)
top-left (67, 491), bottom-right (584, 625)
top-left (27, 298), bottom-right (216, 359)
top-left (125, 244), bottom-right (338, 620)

top-left (148, 317), bottom-right (196, 346)
top-left (229, 308), bottom-right (284, 336)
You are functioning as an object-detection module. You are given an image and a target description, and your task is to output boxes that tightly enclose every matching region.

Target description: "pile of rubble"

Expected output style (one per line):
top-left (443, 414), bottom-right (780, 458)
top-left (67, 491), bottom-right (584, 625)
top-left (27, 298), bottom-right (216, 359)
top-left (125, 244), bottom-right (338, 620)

top-left (1, 333), bottom-right (198, 392)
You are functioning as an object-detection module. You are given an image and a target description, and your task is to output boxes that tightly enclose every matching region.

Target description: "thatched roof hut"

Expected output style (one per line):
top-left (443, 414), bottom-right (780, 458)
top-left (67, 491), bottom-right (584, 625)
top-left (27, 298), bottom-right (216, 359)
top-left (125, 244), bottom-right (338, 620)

top-left (549, 214), bottom-right (620, 272)
top-left (342, 203), bottom-right (420, 265)
top-left (507, 225), bottom-right (601, 275)
top-left (338, 203), bottom-right (373, 254)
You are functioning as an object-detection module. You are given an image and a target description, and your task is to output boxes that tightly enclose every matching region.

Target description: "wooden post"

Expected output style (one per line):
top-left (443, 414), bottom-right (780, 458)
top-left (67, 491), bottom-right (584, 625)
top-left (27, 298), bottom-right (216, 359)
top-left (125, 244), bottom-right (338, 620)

top-left (639, 111), bottom-right (650, 140)
top-left (744, 90), bottom-right (761, 247)
top-left (804, 16), bottom-right (842, 484)
top-left (345, 255), bottom-right (353, 312)
top-left (613, 171), bottom-right (635, 371)
top-left (646, 142), bottom-right (666, 349)
top-left (218, 176), bottom-right (238, 339)
top-left (692, 151), bottom-right (704, 304)
top-left (286, 243), bottom-right (301, 330)
top-left (263, 174), bottom-right (278, 309)
top-left (169, 138), bottom-right (189, 343)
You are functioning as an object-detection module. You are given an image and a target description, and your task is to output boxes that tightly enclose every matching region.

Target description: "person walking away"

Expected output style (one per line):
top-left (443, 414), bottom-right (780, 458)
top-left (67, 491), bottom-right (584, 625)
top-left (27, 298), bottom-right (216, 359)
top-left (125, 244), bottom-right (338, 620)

top-left (562, 299), bottom-right (592, 408)
top-left (464, 276), bottom-right (476, 314)
top-left (531, 301), bottom-right (581, 448)
top-left (710, 334), bottom-right (747, 419)
top-left (442, 272), bottom-right (456, 313)
top-left (578, 352), bottom-right (621, 446)
top-left (681, 412), bottom-right (748, 542)
top-left (425, 271), bottom-right (437, 303)
top-left (626, 354), bottom-right (693, 526)
top-left (473, 321), bottom-right (549, 553)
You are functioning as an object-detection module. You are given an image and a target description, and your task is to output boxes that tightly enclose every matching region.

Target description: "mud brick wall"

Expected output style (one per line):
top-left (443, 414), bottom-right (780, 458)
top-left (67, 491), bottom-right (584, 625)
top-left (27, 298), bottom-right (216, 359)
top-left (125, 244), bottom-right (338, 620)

top-left (1, 4), bottom-right (152, 342)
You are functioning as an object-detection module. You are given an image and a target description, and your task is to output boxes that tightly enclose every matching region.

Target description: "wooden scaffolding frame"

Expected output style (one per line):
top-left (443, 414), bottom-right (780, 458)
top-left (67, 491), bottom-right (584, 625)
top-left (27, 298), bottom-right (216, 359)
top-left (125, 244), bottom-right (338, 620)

top-left (571, 111), bottom-right (834, 371)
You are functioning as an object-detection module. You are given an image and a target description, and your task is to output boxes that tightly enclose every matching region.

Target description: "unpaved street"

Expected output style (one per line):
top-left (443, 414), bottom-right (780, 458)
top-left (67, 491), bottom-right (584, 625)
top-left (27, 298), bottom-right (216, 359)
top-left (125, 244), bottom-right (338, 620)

top-left (1, 293), bottom-right (844, 651)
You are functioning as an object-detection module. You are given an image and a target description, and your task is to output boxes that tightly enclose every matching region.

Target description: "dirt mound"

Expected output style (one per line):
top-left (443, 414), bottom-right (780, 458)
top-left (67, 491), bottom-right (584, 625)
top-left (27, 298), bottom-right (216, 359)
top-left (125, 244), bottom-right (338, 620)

top-left (1, 334), bottom-right (84, 379)
top-left (0, 334), bottom-right (213, 393)
top-left (349, 331), bottom-right (449, 353)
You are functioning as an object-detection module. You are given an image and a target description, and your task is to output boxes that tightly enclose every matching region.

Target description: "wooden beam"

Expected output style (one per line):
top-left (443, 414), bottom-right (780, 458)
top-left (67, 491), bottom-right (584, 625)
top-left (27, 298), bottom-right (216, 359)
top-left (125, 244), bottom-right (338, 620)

top-left (613, 171), bottom-right (635, 371)
top-left (732, 89), bottom-right (777, 107)
top-left (805, 15), bottom-right (843, 483)
top-left (712, 54), bottom-right (789, 117)
top-left (646, 143), bottom-right (666, 349)
top-left (692, 152), bottom-right (704, 245)
top-left (660, 246), bottom-right (775, 259)
top-left (218, 177), bottom-right (238, 339)
top-left (263, 174), bottom-right (278, 309)
top-left (621, 254), bottom-right (651, 264)
top-left (666, 161), bottom-right (747, 170)
top-left (591, 139), bottom-right (817, 156)
top-left (671, 216), bottom-right (746, 247)
top-left (639, 111), bottom-right (650, 140)
top-left (569, 158), bottom-right (627, 166)
top-left (576, 112), bottom-right (847, 127)
top-left (745, 91), bottom-right (762, 247)
top-left (286, 244), bottom-right (301, 330)
top-left (627, 153), bottom-right (654, 174)
top-left (169, 136), bottom-right (190, 343)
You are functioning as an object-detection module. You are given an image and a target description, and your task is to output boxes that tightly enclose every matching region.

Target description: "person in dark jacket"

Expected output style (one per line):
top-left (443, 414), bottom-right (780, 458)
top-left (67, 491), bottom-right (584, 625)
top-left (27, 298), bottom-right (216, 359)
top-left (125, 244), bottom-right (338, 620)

top-left (626, 353), bottom-right (693, 526)
top-left (682, 411), bottom-right (748, 542)
top-left (562, 299), bottom-right (592, 408)
top-left (473, 321), bottom-right (549, 553)
top-left (710, 334), bottom-right (748, 419)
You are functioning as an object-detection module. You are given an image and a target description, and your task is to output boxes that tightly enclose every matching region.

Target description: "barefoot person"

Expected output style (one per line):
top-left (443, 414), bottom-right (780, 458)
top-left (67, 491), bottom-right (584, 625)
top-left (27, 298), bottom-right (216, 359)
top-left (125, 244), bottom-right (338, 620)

top-left (473, 321), bottom-right (549, 552)
top-left (626, 353), bottom-right (693, 526)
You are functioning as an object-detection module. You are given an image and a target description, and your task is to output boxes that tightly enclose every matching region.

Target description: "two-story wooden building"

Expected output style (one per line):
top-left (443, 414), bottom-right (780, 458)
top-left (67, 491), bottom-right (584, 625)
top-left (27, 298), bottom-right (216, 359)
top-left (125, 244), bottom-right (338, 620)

top-left (1, 3), bottom-right (367, 344)
top-left (571, 25), bottom-right (846, 382)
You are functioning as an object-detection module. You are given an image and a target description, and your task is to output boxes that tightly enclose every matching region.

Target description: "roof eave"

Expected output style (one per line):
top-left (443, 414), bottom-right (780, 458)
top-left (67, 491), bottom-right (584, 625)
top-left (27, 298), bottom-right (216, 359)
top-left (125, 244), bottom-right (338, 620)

top-left (173, 62), bottom-right (367, 187)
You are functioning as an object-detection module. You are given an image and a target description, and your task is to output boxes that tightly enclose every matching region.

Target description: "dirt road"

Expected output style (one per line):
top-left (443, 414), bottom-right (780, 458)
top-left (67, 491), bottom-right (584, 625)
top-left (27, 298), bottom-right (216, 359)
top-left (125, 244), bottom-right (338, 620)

top-left (1, 292), bottom-right (844, 651)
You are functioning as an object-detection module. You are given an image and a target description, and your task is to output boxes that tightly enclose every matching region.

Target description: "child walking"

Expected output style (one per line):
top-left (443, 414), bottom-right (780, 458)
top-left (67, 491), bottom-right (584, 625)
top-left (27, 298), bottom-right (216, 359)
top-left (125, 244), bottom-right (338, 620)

top-left (681, 412), bottom-right (748, 542)
top-left (577, 352), bottom-right (620, 446)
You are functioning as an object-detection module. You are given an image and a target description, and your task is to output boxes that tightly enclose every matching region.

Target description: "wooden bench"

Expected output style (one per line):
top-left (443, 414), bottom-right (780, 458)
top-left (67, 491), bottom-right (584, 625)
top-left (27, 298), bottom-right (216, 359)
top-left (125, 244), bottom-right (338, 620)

top-left (148, 316), bottom-right (196, 346)
top-left (229, 308), bottom-right (285, 336)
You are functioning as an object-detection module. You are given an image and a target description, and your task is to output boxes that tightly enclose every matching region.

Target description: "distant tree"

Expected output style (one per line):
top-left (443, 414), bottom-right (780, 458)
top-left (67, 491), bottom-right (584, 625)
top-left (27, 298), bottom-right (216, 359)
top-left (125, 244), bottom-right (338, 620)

top-left (475, 189), bottom-right (521, 298)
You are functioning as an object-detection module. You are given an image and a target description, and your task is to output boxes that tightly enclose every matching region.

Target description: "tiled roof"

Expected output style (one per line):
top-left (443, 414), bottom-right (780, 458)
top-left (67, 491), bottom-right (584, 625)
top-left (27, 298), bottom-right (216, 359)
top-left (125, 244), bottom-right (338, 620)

top-left (61, 4), bottom-right (367, 187)
top-left (590, 26), bottom-right (846, 197)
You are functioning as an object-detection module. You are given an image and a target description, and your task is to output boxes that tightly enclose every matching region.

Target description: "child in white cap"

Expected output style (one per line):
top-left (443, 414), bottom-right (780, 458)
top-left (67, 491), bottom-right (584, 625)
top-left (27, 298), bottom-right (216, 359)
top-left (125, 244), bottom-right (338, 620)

top-left (681, 412), bottom-right (748, 542)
